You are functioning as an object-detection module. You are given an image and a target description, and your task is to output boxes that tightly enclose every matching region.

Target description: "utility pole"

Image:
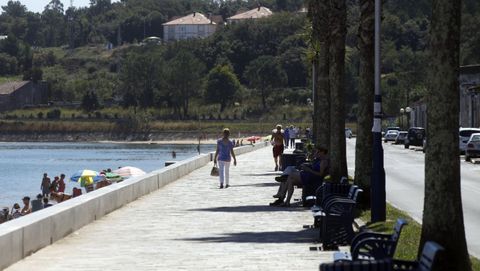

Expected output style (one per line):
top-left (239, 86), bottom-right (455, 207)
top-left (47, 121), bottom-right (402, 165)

top-left (371, 0), bottom-right (386, 222)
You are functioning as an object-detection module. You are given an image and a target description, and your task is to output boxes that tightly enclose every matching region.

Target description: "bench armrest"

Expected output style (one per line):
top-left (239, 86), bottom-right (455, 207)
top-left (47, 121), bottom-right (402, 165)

top-left (351, 238), bottom-right (397, 260)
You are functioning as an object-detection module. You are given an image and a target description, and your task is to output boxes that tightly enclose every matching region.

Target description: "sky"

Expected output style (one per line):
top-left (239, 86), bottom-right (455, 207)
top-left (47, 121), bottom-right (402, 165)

top-left (0, 0), bottom-right (119, 14)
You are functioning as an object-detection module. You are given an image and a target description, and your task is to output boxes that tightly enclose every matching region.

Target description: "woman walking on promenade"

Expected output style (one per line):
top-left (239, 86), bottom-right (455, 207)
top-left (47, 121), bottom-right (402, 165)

top-left (214, 128), bottom-right (237, 189)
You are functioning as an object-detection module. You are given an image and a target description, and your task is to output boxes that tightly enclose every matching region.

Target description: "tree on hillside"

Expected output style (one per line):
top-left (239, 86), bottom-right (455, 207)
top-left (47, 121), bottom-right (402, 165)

top-left (205, 64), bottom-right (242, 112)
top-left (328, 0), bottom-right (348, 181)
top-left (243, 55), bottom-right (287, 110)
top-left (354, 0), bottom-right (374, 207)
top-left (165, 50), bottom-right (205, 118)
top-left (307, 0), bottom-right (331, 148)
top-left (421, 1), bottom-right (471, 270)
top-left (42, 0), bottom-right (66, 47)
top-left (119, 50), bottom-right (164, 112)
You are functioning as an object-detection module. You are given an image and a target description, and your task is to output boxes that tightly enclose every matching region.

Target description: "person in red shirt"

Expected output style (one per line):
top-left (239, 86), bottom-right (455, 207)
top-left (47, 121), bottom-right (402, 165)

top-left (58, 174), bottom-right (66, 193)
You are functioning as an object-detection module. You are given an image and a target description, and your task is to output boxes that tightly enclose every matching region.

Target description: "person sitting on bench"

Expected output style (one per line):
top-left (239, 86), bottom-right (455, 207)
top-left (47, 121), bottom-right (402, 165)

top-left (270, 145), bottom-right (330, 207)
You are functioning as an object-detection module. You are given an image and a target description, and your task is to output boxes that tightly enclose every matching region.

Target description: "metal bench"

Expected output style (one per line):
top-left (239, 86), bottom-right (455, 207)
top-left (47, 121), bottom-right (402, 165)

top-left (319, 241), bottom-right (443, 271)
top-left (316, 189), bottom-right (363, 249)
top-left (320, 259), bottom-right (393, 271)
top-left (392, 241), bottom-right (443, 271)
top-left (333, 218), bottom-right (408, 261)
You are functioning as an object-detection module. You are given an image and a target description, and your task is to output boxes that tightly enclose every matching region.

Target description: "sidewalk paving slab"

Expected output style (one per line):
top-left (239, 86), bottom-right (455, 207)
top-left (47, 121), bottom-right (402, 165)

top-left (6, 147), bottom-right (336, 271)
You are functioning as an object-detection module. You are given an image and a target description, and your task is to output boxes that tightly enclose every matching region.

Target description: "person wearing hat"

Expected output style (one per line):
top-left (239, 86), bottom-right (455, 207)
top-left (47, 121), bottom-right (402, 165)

top-left (21, 196), bottom-right (31, 216)
top-left (213, 128), bottom-right (237, 189)
top-left (271, 124), bottom-right (285, 171)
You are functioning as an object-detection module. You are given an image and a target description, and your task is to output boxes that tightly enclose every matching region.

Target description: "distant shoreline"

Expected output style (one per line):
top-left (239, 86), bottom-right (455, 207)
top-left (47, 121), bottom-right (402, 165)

top-left (0, 132), bottom-right (265, 144)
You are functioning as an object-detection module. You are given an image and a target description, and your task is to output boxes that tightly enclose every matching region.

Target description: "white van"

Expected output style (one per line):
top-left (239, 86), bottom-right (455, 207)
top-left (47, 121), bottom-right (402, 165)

top-left (459, 128), bottom-right (480, 153)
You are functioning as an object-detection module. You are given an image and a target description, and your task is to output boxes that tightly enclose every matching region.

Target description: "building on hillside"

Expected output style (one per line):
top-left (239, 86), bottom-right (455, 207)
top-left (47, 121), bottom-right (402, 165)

top-left (0, 81), bottom-right (48, 111)
top-left (162, 12), bottom-right (217, 42)
top-left (226, 6), bottom-right (273, 24)
top-left (459, 65), bottom-right (480, 127)
top-left (407, 64), bottom-right (480, 128)
top-left (0, 35), bottom-right (7, 40)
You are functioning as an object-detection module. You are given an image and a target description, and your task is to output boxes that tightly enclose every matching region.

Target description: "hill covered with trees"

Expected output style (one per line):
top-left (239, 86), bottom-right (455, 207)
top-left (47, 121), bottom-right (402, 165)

top-left (0, 0), bottom-right (479, 122)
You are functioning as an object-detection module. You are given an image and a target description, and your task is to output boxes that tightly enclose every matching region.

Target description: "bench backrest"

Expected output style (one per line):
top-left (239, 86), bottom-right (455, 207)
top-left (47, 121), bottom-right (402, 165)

top-left (388, 218), bottom-right (408, 256)
top-left (320, 259), bottom-right (393, 271)
top-left (418, 242), bottom-right (443, 271)
top-left (391, 219), bottom-right (408, 242)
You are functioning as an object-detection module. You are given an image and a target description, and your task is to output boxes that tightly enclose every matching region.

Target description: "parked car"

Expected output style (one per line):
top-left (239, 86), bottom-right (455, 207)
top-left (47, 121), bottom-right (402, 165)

top-left (459, 128), bottom-right (480, 154)
top-left (386, 126), bottom-right (400, 132)
top-left (465, 133), bottom-right (480, 162)
top-left (384, 130), bottom-right (399, 142)
top-left (345, 128), bottom-right (353, 139)
top-left (404, 127), bottom-right (426, 149)
top-left (394, 131), bottom-right (408, 144)
top-left (382, 127), bottom-right (400, 137)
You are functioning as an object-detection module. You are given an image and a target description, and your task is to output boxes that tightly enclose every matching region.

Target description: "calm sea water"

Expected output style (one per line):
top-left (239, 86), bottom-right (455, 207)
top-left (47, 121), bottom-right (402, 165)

top-left (0, 142), bottom-right (215, 208)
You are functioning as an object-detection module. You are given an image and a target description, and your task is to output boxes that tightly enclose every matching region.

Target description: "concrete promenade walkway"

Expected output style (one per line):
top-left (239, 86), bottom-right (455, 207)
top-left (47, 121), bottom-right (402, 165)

top-left (7, 147), bottom-right (333, 270)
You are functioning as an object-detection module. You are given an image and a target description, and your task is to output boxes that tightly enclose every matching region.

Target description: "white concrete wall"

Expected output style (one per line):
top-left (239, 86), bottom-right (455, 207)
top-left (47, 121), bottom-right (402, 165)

top-left (0, 142), bottom-right (267, 269)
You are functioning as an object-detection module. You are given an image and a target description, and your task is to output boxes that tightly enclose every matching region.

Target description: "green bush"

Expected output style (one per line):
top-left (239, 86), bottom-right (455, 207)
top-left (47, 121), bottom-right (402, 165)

top-left (46, 109), bottom-right (61, 119)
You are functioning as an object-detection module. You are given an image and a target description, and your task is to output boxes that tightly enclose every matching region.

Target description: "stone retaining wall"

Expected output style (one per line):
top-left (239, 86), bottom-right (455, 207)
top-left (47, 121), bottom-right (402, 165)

top-left (0, 142), bottom-right (267, 269)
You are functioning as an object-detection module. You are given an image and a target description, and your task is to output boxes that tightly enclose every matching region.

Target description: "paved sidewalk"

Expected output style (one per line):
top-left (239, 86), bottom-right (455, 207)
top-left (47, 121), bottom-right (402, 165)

top-left (7, 147), bottom-right (333, 271)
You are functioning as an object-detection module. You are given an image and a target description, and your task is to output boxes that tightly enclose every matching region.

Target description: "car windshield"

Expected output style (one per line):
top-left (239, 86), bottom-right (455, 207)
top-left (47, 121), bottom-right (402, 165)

top-left (470, 135), bottom-right (480, 142)
top-left (460, 130), bottom-right (480, 137)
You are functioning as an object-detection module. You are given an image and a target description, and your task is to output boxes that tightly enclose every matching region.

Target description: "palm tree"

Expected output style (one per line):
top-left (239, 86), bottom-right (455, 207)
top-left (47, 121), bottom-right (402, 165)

top-left (421, 1), bottom-right (471, 270)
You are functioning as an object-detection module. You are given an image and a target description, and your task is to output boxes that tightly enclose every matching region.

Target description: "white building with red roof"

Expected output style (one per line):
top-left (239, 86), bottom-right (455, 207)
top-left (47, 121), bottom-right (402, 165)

top-left (226, 6), bottom-right (273, 24)
top-left (162, 12), bottom-right (217, 42)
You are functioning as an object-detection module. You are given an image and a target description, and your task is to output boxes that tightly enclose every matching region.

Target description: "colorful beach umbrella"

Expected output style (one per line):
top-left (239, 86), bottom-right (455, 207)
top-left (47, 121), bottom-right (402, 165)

top-left (70, 169), bottom-right (105, 187)
top-left (103, 172), bottom-right (123, 182)
top-left (246, 136), bottom-right (261, 142)
top-left (113, 166), bottom-right (146, 178)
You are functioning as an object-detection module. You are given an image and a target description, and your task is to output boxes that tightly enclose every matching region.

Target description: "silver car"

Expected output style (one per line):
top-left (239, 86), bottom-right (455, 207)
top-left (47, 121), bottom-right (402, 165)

top-left (384, 130), bottom-right (399, 142)
top-left (459, 128), bottom-right (480, 154)
top-left (465, 133), bottom-right (480, 162)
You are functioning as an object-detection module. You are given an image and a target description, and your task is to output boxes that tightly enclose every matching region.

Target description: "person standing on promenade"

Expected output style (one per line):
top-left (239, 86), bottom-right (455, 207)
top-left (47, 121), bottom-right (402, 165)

top-left (58, 174), bottom-right (66, 193)
top-left (41, 173), bottom-right (51, 197)
top-left (289, 125), bottom-right (297, 148)
top-left (284, 126), bottom-right (290, 148)
top-left (272, 125), bottom-right (285, 171)
top-left (214, 128), bottom-right (237, 189)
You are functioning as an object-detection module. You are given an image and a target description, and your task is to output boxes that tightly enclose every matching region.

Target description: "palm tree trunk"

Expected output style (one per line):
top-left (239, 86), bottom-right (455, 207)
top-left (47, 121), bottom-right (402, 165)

top-left (421, 1), bottom-right (471, 270)
top-left (308, 0), bottom-right (331, 148)
top-left (328, 0), bottom-right (348, 181)
top-left (355, 0), bottom-right (375, 207)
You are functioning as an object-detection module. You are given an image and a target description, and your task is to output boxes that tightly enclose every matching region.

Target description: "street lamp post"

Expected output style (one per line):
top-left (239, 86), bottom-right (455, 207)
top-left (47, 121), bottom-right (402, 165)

top-left (400, 108), bottom-right (405, 129)
top-left (371, 0), bottom-right (386, 222)
top-left (405, 106), bottom-right (412, 128)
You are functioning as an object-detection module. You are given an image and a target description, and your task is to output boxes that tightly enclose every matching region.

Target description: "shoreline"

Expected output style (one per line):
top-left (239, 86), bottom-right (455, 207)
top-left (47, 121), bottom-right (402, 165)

top-left (0, 131), bottom-right (269, 144)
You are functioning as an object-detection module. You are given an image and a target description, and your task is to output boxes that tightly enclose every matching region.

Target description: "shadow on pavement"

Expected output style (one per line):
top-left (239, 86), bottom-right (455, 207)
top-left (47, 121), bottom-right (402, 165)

top-left (233, 182), bottom-right (278, 187)
top-left (241, 172), bottom-right (280, 176)
top-left (177, 229), bottom-right (317, 244)
top-left (188, 204), bottom-right (306, 213)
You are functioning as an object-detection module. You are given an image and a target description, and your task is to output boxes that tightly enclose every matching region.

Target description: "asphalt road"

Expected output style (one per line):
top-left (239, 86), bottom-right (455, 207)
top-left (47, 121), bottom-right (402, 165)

top-left (346, 138), bottom-right (480, 258)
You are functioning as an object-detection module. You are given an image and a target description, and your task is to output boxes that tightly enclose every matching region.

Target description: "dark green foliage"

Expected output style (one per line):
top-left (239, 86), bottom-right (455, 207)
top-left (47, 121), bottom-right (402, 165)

top-left (46, 108), bottom-right (61, 119)
top-left (205, 65), bottom-right (242, 111)
top-left (81, 91), bottom-right (100, 112)
top-left (244, 55), bottom-right (287, 109)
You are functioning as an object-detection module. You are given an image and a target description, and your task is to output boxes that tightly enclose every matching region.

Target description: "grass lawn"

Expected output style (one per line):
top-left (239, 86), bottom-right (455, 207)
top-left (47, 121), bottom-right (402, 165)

top-left (359, 204), bottom-right (480, 270)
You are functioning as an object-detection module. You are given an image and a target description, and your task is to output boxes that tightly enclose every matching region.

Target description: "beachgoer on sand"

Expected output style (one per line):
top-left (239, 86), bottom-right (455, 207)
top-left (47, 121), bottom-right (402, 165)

top-left (21, 196), bottom-right (31, 216)
top-left (41, 173), bottom-right (51, 197)
top-left (213, 128), bottom-right (237, 189)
